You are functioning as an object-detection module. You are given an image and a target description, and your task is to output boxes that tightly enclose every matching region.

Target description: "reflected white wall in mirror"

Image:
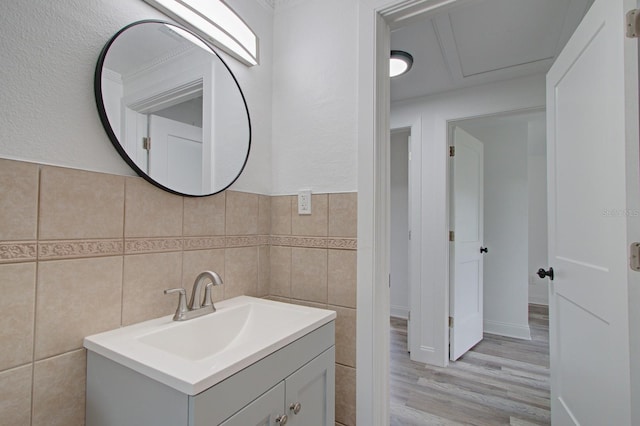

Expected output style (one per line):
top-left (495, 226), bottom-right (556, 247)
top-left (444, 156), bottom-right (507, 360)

top-left (96, 21), bottom-right (251, 196)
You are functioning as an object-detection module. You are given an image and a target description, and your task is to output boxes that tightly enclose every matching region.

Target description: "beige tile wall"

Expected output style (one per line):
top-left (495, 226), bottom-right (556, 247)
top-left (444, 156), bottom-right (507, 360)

top-left (0, 158), bottom-right (357, 426)
top-left (267, 192), bottom-right (358, 426)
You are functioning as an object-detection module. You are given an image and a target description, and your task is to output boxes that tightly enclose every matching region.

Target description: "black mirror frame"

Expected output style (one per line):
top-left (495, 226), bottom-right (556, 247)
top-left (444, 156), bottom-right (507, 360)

top-left (94, 19), bottom-right (252, 197)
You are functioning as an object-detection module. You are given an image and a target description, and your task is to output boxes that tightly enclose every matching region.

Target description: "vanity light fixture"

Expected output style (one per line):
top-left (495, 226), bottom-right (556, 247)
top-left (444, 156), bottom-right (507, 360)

top-left (390, 50), bottom-right (413, 78)
top-left (144, 0), bottom-right (259, 66)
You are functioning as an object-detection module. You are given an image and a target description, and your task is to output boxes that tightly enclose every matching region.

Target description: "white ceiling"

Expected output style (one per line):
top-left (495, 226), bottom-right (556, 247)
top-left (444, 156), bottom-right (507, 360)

top-left (390, 0), bottom-right (594, 102)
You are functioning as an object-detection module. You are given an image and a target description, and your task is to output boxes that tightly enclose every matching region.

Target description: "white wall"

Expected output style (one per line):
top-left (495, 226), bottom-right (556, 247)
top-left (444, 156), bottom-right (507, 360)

top-left (390, 130), bottom-right (409, 319)
top-left (459, 118), bottom-right (531, 339)
top-left (0, 0), bottom-right (273, 194)
top-left (390, 74), bottom-right (546, 366)
top-left (527, 116), bottom-right (549, 305)
top-left (271, 0), bottom-right (358, 195)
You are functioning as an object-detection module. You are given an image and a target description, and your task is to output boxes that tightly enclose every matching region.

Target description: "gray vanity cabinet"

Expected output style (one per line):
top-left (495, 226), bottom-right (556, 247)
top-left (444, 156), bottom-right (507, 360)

top-left (86, 321), bottom-right (335, 426)
top-left (221, 347), bottom-right (335, 426)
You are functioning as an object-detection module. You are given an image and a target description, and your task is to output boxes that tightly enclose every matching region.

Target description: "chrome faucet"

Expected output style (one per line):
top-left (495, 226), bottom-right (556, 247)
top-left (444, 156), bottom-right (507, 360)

top-left (164, 271), bottom-right (223, 321)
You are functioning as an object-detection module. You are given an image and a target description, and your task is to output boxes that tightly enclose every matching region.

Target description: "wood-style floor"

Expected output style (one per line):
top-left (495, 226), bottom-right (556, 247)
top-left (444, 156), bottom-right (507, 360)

top-left (390, 305), bottom-right (550, 426)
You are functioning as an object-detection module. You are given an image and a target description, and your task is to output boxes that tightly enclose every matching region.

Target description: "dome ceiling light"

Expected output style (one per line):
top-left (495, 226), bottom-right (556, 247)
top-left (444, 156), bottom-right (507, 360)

top-left (390, 50), bottom-right (413, 78)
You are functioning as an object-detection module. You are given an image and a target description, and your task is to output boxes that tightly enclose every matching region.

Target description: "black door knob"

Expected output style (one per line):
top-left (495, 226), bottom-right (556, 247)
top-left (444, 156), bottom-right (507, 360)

top-left (537, 267), bottom-right (554, 281)
top-left (480, 247), bottom-right (488, 254)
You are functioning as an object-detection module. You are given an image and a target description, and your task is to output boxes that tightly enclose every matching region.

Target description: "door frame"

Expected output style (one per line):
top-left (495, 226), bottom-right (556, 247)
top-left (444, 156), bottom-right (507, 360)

top-left (358, 1), bottom-right (548, 423)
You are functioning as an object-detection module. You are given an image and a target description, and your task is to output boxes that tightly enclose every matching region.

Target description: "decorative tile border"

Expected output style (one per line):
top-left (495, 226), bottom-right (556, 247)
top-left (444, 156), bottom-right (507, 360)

top-left (327, 238), bottom-right (358, 250)
top-left (0, 241), bottom-right (37, 263)
top-left (226, 235), bottom-right (269, 248)
top-left (183, 236), bottom-right (226, 251)
top-left (39, 239), bottom-right (123, 260)
top-left (125, 237), bottom-right (183, 254)
top-left (270, 236), bottom-right (357, 250)
top-left (0, 234), bottom-right (356, 263)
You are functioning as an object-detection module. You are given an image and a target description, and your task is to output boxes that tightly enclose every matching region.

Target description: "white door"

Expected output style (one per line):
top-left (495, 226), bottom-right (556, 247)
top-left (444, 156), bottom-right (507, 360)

top-left (148, 115), bottom-right (203, 194)
top-left (546, 0), bottom-right (636, 423)
top-left (449, 127), bottom-right (485, 361)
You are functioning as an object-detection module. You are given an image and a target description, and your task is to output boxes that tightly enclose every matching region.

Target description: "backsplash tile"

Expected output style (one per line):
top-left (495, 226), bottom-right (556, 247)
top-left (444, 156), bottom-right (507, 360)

top-left (291, 193), bottom-right (328, 236)
top-left (332, 305), bottom-right (356, 368)
top-left (258, 194), bottom-right (272, 235)
top-left (0, 159), bottom-right (38, 241)
top-left (335, 364), bottom-right (357, 425)
top-left (0, 263), bottom-right (36, 371)
top-left (270, 245), bottom-right (292, 297)
top-left (291, 247), bottom-right (328, 303)
top-left (122, 252), bottom-right (183, 326)
top-left (226, 191), bottom-right (259, 235)
top-left (257, 245), bottom-right (270, 297)
top-left (183, 192), bottom-right (226, 236)
top-left (224, 246), bottom-right (259, 299)
top-left (124, 177), bottom-right (183, 238)
top-left (39, 167), bottom-right (125, 240)
top-left (0, 159), bottom-right (358, 426)
top-left (32, 350), bottom-right (86, 426)
top-left (35, 257), bottom-right (122, 360)
top-left (328, 249), bottom-right (357, 308)
top-left (0, 365), bottom-right (32, 425)
top-left (270, 195), bottom-right (293, 235)
top-left (328, 192), bottom-right (357, 237)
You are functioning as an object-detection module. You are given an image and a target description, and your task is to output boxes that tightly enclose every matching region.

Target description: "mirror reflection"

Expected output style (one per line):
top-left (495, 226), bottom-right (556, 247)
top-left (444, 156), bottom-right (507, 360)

top-left (96, 21), bottom-right (251, 196)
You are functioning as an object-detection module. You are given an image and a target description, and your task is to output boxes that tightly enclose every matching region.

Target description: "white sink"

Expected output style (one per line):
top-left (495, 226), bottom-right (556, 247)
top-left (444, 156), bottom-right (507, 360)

top-left (84, 296), bottom-right (336, 395)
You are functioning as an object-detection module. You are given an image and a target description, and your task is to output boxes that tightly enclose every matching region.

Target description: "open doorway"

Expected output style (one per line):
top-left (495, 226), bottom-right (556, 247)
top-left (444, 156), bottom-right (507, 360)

top-left (448, 109), bottom-right (548, 361)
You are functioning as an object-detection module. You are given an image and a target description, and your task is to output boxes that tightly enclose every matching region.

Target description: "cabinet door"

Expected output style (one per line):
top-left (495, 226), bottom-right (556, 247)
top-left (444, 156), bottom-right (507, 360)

top-left (285, 347), bottom-right (335, 426)
top-left (220, 382), bottom-right (285, 426)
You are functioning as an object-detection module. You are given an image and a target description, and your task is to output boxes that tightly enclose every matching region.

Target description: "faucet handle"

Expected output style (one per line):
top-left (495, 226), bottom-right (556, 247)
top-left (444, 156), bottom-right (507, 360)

top-left (164, 288), bottom-right (188, 321)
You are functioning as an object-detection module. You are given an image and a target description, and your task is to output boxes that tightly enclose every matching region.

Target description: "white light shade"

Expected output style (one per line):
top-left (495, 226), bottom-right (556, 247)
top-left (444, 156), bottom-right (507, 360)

top-left (390, 50), bottom-right (413, 78)
top-left (144, 0), bottom-right (259, 66)
top-left (390, 58), bottom-right (409, 77)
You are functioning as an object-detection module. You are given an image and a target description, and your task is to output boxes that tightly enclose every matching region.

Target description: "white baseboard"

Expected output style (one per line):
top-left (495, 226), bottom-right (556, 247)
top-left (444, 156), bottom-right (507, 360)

top-left (484, 319), bottom-right (532, 340)
top-left (528, 296), bottom-right (549, 306)
top-left (390, 305), bottom-right (409, 319)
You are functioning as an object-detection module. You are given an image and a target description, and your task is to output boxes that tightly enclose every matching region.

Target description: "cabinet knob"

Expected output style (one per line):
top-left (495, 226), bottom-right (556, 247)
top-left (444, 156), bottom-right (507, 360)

top-left (276, 414), bottom-right (288, 425)
top-left (289, 402), bottom-right (302, 415)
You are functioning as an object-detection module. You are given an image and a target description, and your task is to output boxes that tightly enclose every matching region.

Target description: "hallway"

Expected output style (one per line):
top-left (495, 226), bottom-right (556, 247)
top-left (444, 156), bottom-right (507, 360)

top-left (390, 305), bottom-right (550, 425)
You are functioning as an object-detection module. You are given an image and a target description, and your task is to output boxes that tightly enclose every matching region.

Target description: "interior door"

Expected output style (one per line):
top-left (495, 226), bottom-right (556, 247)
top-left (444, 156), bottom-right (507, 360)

top-left (449, 126), bottom-right (484, 361)
top-left (546, 0), bottom-right (636, 423)
top-left (148, 115), bottom-right (203, 194)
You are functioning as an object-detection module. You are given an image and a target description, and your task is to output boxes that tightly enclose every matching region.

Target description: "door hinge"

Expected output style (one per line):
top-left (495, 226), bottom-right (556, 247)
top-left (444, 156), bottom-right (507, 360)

top-left (449, 146), bottom-right (455, 157)
top-left (449, 316), bottom-right (454, 327)
top-left (449, 231), bottom-right (455, 242)
top-left (409, 230), bottom-right (412, 240)
top-left (142, 137), bottom-right (151, 151)
top-left (627, 9), bottom-right (640, 38)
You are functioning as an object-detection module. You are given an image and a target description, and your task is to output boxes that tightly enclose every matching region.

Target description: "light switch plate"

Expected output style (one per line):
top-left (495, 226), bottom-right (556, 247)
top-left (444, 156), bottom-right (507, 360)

top-left (298, 190), bottom-right (312, 215)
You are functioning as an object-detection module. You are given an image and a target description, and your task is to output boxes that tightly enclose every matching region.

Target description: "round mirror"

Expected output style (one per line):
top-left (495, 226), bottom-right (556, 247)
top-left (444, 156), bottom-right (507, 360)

top-left (95, 20), bottom-right (251, 197)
